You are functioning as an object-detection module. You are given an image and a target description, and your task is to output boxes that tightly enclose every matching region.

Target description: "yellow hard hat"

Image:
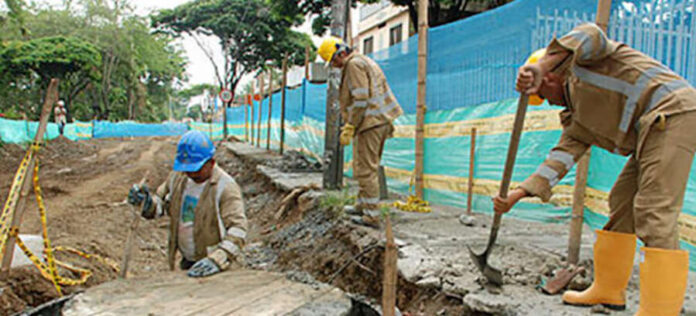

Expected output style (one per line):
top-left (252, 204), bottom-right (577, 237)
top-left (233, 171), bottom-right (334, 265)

top-left (525, 48), bottom-right (546, 106)
top-left (318, 37), bottom-right (344, 63)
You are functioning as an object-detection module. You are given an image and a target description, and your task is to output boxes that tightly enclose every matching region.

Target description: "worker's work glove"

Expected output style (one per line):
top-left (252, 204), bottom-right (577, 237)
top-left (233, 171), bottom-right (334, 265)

top-left (127, 184), bottom-right (149, 205)
top-left (128, 184), bottom-right (154, 218)
top-left (339, 124), bottom-right (355, 146)
top-left (187, 258), bottom-right (220, 278)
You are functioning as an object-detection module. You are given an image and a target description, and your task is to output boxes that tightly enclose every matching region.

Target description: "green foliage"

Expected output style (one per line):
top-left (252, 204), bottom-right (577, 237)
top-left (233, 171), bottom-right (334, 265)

top-left (2, 36), bottom-right (101, 80)
top-left (319, 189), bottom-right (355, 219)
top-left (152, 0), bottom-right (315, 98)
top-left (275, 0), bottom-right (513, 34)
top-left (0, 1), bottom-right (187, 122)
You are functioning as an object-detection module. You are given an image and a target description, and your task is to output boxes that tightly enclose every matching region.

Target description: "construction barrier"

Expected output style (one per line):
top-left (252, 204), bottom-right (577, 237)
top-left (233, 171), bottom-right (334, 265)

top-left (1, 0), bottom-right (695, 270)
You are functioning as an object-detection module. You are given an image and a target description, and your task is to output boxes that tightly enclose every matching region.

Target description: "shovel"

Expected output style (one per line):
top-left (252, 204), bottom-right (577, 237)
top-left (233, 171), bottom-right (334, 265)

top-left (468, 93), bottom-right (529, 286)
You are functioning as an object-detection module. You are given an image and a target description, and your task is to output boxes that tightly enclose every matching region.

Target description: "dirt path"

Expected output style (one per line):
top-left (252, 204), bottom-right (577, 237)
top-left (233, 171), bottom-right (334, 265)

top-left (0, 137), bottom-right (176, 315)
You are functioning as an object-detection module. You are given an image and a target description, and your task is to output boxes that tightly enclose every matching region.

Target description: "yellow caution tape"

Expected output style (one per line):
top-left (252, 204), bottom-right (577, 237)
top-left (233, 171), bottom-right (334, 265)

top-left (0, 143), bottom-right (38, 257)
top-left (391, 169), bottom-right (432, 213)
top-left (1, 143), bottom-right (119, 296)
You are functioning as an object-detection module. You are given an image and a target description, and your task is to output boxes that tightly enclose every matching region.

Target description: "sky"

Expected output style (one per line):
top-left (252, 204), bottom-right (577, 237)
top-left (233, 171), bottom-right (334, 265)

top-left (7, 0), bottom-right (359, 92)
top-left (131, 0), bottom-right (359, 92)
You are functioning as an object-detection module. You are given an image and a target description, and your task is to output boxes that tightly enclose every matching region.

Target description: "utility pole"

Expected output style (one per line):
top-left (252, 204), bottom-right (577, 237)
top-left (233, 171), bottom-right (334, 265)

top-left (323, 0), bottom-right (350, 190)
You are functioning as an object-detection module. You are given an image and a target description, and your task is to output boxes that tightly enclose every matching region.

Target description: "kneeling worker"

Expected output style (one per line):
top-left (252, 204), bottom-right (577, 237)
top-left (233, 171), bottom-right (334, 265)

top-left (494, 23), bottom-right (695, 315)
top-left (317, 37), bottom-right (403, 228)
top-left (128, 130), bottom-right (247, 277)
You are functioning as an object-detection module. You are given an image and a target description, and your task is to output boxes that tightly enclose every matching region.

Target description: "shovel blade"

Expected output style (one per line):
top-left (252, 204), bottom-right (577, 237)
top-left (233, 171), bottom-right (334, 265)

top-left (467, 245), bottom-right (504, 286)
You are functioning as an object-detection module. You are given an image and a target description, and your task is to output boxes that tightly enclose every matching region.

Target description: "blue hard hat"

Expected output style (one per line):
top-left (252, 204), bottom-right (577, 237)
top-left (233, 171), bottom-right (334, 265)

top-left (174, 131), bottom-right (215, 172)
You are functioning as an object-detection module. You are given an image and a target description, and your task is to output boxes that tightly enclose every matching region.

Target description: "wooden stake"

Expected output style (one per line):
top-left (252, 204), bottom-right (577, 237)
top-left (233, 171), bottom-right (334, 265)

top-left (1, 79), bottom-right (60, 276)
top-left (415, 0), bottom-right (428, 198)
top-left (467, 128), bottom-right (477, 215)
top-left (267, 70), bottom-right (273, 150)
top-left (257, 74), bottom-right (264, 147)
top-left (120, 172), bottom-right (149, 279)
top-left (251, 87), bottom-right (256, 145)
top-left (568, 0), bottom-right (610, 264)
top-left (244, 95), bottom-right (249, 142)
top-left (569, 151), bottom-right (590, 264)
top-left (382, 213), bottom-right (397, 316)
top-left (281, 53), bottom-right (288, 155)
top-left (305, 46), bottom-right (310, 80)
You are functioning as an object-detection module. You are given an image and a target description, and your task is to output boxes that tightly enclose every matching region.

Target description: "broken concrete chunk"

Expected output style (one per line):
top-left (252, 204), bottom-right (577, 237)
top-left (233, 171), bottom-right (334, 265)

top-left (458, 215), bottom-right (476, 226)
top-left (415, 276), bottom-right (441, 289)
top-left (441, 276), bottom-right (481, 297)
top-left (462, 292), bottom-right (514, 315)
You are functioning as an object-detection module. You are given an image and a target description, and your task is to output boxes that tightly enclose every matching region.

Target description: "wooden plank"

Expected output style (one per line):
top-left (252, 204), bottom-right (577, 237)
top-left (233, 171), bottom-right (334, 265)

top-left (1, 79), bottom-right (59, 277)
top-left (63, 269), bottom-right (350, 316)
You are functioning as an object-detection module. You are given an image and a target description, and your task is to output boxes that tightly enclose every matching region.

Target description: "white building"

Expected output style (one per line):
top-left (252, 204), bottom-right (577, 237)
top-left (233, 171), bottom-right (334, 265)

top-left (353, 0), bottom-right (412, 55)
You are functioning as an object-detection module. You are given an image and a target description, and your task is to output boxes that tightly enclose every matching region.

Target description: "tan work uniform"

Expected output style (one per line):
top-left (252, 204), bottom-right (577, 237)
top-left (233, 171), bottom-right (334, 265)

top-left (339, 53), bottom-right (403, 212)
top-left (145, 165), bottom-right (248, 270)
top-left (519, 23), bottom-right (696, 249)
top-left (54, 106), bottom-right (67, 125)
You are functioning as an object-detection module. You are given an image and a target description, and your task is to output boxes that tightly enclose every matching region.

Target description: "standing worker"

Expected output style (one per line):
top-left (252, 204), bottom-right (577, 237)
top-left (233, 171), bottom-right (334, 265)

top-left (494, 23), bottom-right (696, 315)
top-left (54, 100), bottom-right (67, 135)
top-left (318, 37), bottom-right (403, 228)
top-left (128, 130), bottom-right (248, 277)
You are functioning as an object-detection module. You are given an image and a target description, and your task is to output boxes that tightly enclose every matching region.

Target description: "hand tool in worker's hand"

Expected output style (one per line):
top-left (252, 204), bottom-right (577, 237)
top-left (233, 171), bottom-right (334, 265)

top-left (120, 171), bottom-right (149, 278)
top-left (468, 94), bottom-right (529, 286)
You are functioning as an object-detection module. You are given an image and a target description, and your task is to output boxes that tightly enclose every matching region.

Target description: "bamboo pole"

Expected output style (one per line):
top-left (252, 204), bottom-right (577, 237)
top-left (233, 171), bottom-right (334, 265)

top-left (257, 74), bottom-right (264, 147)
top-left (244, 95), bottom-right (249, 142)
top-left (1, 79), bottom-right (60, 277)
top-left (305, 46), bottom-right (310, 80)
top-left (467, 128), bottom-right (477, 215)
top-left (382, 214), bottom-right (397, 316)
top-left (267, 70), bottom-right (273, 150)
top-left (251, 87), bottom-right (256, 145)
top-left (281, 53), bottom-right (288, 155)
top-left (568, 0), bottom-right (611, 264)
top-left (415, 0), bottom-right (428, 198)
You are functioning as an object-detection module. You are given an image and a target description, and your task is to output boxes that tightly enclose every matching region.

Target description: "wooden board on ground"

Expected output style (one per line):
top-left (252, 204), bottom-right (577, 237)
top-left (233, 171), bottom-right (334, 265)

top-left (62, 269), bottom-right (351, 316)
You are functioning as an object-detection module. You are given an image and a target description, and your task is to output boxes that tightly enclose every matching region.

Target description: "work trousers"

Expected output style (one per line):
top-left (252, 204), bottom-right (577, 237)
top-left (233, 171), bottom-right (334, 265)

top-left (604, 111), bottom-right (696, 249)
top-left (353, 123), bottom-right (393, 214)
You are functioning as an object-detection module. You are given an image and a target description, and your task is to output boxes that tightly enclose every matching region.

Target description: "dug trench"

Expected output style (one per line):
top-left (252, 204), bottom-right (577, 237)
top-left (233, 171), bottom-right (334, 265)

top-left (217, 143), bottom-right (463, 315)
top-left (2, 137), bottom-right (696, 315)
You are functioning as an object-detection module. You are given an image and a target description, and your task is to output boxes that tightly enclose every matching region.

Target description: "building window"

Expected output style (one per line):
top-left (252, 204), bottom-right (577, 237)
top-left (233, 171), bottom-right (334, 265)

top-left (363, 37), bottom-right (374, 55)
top-left (389, 24), bottom-right (402, 46)
top-left (359, 0), bottom-right (391, 21)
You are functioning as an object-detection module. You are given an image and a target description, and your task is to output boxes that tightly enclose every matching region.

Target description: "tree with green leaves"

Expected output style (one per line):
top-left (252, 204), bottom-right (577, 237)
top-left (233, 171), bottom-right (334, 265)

top-left (152, 0), bottom-right (315, 103)
top-left (0, 36), bottom-right (101, 121)
top-left (274, 0), bottom-right (514, 35)
top-left (0, 0), bottom-right (187, 122)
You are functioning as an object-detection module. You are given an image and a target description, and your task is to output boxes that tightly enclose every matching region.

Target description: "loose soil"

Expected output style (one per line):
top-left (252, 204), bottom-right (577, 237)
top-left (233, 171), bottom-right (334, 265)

top-left (2, 138), bottom-right (695, 316)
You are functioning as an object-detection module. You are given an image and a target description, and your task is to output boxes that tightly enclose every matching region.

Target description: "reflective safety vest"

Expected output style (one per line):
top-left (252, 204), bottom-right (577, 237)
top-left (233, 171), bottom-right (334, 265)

top-left (520, 23), bottom-right (696, 201)
top-left (339, 53), bottom-right (403, 133)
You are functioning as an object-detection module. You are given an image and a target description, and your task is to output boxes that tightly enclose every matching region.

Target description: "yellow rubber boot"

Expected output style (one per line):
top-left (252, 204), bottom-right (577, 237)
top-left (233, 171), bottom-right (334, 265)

top-left (635, 247), bottom-right (689, 316)
top-left (562, 230), bottom-right (636, 310)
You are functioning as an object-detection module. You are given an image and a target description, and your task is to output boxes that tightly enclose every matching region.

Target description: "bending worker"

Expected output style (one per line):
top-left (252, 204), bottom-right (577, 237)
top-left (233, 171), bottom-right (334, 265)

top-left (494, 23), bottom-right (696, 315)
top-left (128, 130), bottom-right (247, 277)
top-left (318, 37), bottom-right (403, 228)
